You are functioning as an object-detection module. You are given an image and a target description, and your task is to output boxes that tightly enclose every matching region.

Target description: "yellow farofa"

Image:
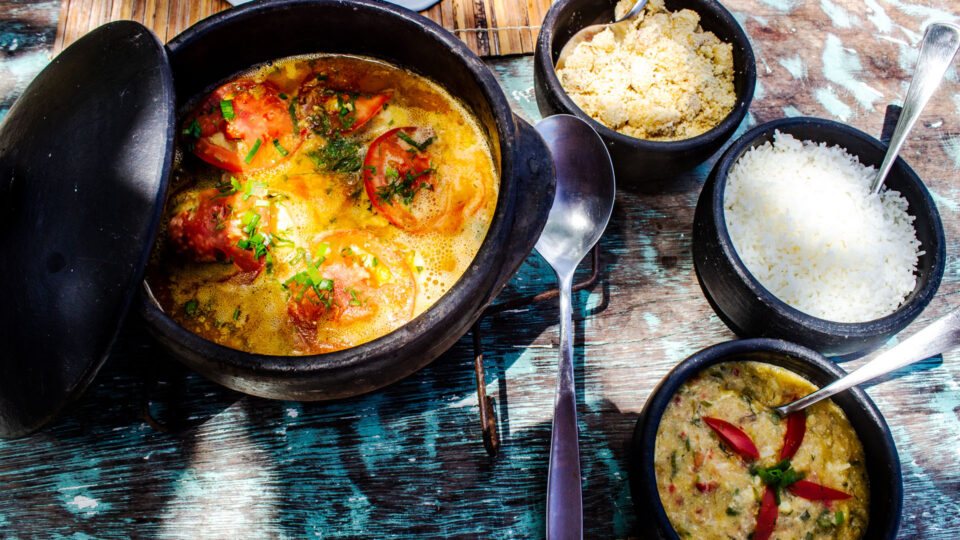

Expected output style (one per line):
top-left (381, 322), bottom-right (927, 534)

top-left (654, 361), bottom-right (869, 539)
top-left (555, 0), bottom-right (735, 141)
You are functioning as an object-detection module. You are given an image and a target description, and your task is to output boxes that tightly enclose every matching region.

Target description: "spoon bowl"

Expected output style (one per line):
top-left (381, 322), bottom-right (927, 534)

top-left (534, 114), bottom-right (614, 538)
top-left (555, 0), bottom-right (647, 70)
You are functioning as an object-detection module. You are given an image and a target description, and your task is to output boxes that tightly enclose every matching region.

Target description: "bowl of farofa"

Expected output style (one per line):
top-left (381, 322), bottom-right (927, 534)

top-left (534, 0), bottom-right (756, 187)
top-left (692, 117), bottom-right (945, 356)
top-left (629, 338), bottom-right (902, 539)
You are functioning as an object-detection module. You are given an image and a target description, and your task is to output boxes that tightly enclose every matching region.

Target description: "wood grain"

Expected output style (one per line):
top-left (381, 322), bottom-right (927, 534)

top-left (2, 0), bottom-right (960, 538)
top-left (52, 0), bottom-right (553, 56)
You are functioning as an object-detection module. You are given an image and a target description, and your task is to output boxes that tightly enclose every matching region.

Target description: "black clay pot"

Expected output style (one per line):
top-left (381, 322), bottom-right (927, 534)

top-left (629, 338), bottom-right (902, 539)
top-left (692, 116), bottom-right (945, 357)
top-left (534, 0), bottom-right (756, 187)
top-left (138, 0), bottom-right (556, 400)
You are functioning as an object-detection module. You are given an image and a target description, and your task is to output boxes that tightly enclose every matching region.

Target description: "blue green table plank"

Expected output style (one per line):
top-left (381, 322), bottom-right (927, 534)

top-left (2, 0), bottom-right (960, 538)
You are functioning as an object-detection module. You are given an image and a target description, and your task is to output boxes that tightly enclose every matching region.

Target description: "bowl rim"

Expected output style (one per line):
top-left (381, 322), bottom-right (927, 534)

top-left (707, 116), bottom-right (945, 335)
top-left (142, 0), bottom-right (528, 375)
top-left (631, 338), bottom-right (902, 539)
top-left (535, 0), bottom-right (756, 150)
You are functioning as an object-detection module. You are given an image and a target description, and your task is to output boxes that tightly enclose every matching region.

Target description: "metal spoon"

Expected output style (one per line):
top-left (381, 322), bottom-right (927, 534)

top-left (869, 22), bottom-right (960, 194)
top-left (555, 0), bottom-right (648, 70)
top-left (534, 115), bottom-right (615, 539)
top-left (775, 306), bottom-right (960, 417)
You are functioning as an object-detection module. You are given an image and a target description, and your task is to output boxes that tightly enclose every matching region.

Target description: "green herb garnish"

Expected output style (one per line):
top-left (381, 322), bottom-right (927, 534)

top-left (375, 166), bottom-right (435, 206)
top-left (211, 177), bottom-right (242, 200)
top-left (396, 131), bottom-right (435, 152)
top-left (288, 97), bottom-right (298, 132)
top-left (245, 138), bottom-right (262, 164)
top-left (284, 271), bottom-right (334, 307)
top-left (182, 118), bottom-right (201, 139)
top-left (348, 288), bottom-right (362, 306)
top-left (817, 511), bottom-right (836, 530)
top-left (307, 134), bottom-right (362, 173)
top-left (220, 99), bottom-right (236, 120)
top-left (750, 459), bottom-right (806, 504)
top-left (184, 300), bottom-right (199, 316)
top-left (336, 93), bottom-right (357, 131)
top-left (273, 138), bottom-right (288, 157)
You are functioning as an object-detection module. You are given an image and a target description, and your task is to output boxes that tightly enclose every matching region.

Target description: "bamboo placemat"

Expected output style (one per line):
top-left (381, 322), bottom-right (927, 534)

top-left (55, 0), bottom-right (552, 56)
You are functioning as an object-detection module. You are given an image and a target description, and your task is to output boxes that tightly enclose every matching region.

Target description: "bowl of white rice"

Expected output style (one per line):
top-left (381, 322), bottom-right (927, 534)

top-left (692, 116), bottom-right (945, 356)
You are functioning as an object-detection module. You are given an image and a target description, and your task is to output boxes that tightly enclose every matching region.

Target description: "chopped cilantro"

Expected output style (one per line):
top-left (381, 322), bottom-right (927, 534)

top-left (273, 138), bottom-right (289, 157)
top-left (750, 459), bottom-right (805, 504)
top-left (288, 97), bottom-right (298, 132)
top-left (219, 99), bottom-right (235, 120)
top-left (244, 138), bottom-right (262, 164)
top-left (396, 131), bottom-right (435, 152)
top-left (184, 300), bottom-right (198, 316)
top-left (336, 93), bottom-right (357, 131)
top-left (307, 134), bottom-right (362, 173)
top-left (817, 511), bottom-right (836, 530)
top-left (348, 288), bottom-right (362, 306)
top-left (284, 271), bottom-right (334, 307)
top-left (211, 177), bottom-right (241, 200)
top-left (375, 166), bottom-right (435, 206)
top-left (182, 118), bottom-right (201, 139)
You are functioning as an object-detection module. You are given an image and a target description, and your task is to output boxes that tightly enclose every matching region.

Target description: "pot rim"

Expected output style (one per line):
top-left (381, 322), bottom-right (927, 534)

top-left (535, 0), bottom-right (756, 151)
top-left (707, 116), bottom-right (945, 336)
top-left (143, 0), bottom-right (529, 376)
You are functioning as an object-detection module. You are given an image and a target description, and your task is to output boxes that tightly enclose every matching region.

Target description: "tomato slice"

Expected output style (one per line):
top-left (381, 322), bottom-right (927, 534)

top-left (285, 230), bottom-right (415, 352)
top-left (702, 417), bottom-right (760, 460)
top-left (786, 480), bottom-right (852, 501)
top-left (779, 411), bottom-right (806, 461)
top-left (167, 184), bottom-right (276, 275)
top-left (753, 485), bottom-right (779, 540)
top-left (182, 79), bottom-right (302, 172)
top-left (362, 126), bottom-right (441, 230)
top-left (298, 78), bottom-right (389, 135)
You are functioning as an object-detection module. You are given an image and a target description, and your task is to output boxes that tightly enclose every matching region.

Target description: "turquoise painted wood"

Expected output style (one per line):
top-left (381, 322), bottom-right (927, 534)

top-left (1, 1), bottom-right (959, 537)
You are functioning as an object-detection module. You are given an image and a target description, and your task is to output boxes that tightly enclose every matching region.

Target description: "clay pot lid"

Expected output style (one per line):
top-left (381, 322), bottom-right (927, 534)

top-left (0, 21), bottom-right (175, 437)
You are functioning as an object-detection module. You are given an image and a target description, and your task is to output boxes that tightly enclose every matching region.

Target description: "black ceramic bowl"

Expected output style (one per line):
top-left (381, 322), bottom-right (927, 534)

top-left (692, 117), bottom-right (945, 356)
top-left (629, 338), bottom-right (902, 539)
top-left (534, 0), bottom-right (756, 186)
top-left (138, 0), bottom-right (556, 400)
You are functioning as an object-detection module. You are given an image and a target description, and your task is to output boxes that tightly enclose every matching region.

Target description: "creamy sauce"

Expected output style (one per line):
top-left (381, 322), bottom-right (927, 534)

top-left (147, 55), bottom-right (498, 355)
top-left (655, 361), bottom-right (869, 539)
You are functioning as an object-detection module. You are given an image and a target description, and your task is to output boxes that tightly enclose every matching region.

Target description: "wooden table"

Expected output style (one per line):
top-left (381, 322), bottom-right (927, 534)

top-left (2, 1), bottom-right (959, 537)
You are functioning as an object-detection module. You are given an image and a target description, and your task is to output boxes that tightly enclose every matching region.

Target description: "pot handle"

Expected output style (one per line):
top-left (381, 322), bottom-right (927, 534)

top-left (489, 115), bottom-right (557, 299)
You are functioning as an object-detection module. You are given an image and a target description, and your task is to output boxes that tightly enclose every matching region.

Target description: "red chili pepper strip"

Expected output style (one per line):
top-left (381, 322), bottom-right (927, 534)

top-left (702, 417), bottom-right (760, 460)
top-left (753, 485), bottom-right (779, 540)
top-left (787, 480), bottom-right (853, 501)
top-left (779, 411), bottom-right (806, 460)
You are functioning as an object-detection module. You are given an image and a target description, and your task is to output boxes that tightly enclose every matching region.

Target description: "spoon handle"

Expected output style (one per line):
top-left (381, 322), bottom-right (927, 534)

top-left (546, 271), bottom-right (582, 540)
top-left (870, 22), bottom-right (960, 194)
top-left (778, 306), bottom-right (960, 416)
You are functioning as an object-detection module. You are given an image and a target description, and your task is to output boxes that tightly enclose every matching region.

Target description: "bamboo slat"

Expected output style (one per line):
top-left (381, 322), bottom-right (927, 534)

top-left (54, 0), bottom-right (553, 56)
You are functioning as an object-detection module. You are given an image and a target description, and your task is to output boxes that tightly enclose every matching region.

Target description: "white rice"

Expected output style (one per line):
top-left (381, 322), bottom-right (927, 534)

top-left (723, 131), bottom-right (922, 323)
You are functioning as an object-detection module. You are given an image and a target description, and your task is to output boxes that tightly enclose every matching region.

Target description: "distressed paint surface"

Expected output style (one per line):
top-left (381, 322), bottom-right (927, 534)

top-left (1, 0), bottom-right (960, 537)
